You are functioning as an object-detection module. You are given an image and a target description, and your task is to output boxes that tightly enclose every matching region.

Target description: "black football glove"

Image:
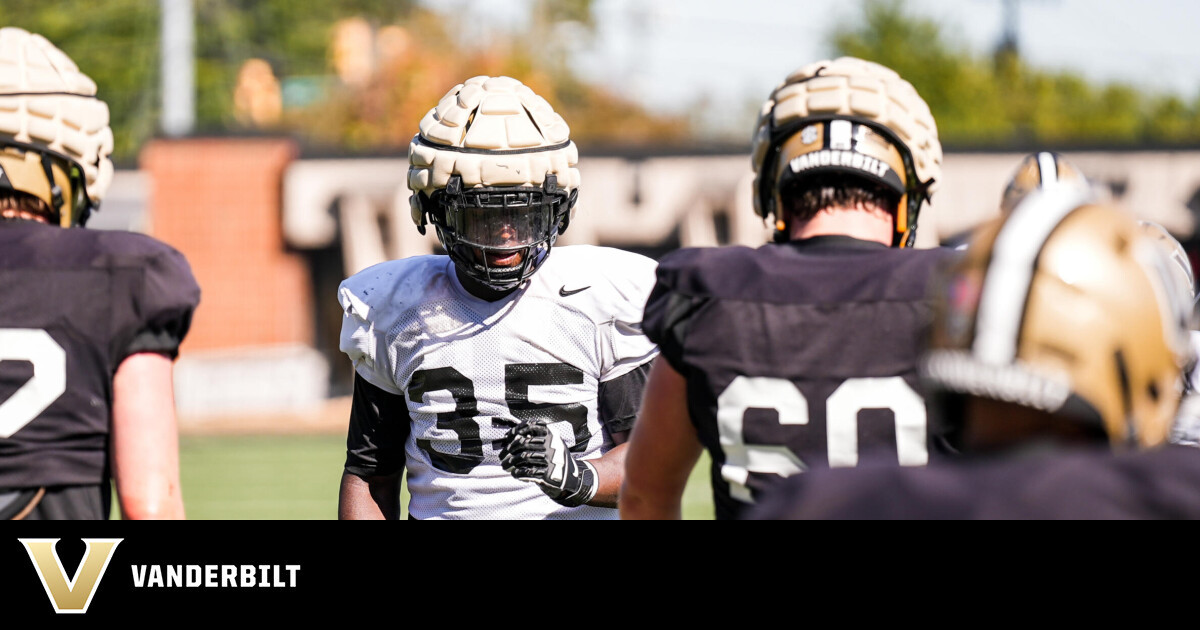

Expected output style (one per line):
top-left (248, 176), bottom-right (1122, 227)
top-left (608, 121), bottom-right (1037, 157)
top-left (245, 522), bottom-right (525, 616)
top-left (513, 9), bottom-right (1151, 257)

top-left (499, 419), bottom-right (597, 507)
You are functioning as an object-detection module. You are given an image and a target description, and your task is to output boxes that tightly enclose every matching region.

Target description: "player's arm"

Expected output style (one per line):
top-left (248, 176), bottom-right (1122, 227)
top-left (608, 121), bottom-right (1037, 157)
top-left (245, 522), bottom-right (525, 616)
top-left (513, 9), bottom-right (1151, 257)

top-left (579, 443), bottom-right (626, 508)
top-left (583, 361), bottom-right (651, 506)
top-left (339, 471), bottom-right (402, 519)
top-left (109, 244), bottom-right (199, 520)
top-left (339, 373), bottom-right (410, 520)
top-left (619, 356), bottom-right (702, 520)
top-left (110, 352), bottom-right (185, 520)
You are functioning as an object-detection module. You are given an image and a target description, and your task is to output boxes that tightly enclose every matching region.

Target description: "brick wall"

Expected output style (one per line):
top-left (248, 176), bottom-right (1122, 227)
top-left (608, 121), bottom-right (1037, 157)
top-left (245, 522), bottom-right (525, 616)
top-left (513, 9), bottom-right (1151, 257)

top-left (140, 138), bottom-right (312, 352)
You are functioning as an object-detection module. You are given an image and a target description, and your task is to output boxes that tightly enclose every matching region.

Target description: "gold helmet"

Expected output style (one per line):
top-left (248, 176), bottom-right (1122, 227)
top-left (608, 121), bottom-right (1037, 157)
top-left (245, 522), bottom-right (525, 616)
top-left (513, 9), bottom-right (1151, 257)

top-left (750, 57), bottom-right (941, 247)
top-left (999, 151), bottom-right (1088, 215)
top-left (0, 27), bottom-right (113, 226)
top-left (407, 76), bottom-right (580, 291)
top-left (923, 187), bottom-right (1191, 450)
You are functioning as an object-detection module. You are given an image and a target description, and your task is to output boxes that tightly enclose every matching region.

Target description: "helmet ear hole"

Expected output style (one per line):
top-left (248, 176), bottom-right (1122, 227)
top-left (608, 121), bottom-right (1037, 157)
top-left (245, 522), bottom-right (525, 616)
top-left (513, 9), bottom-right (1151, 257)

top-left (414, 191), bottom-right (439, 235)
top-left (558, 187), bottom-right (578, 235)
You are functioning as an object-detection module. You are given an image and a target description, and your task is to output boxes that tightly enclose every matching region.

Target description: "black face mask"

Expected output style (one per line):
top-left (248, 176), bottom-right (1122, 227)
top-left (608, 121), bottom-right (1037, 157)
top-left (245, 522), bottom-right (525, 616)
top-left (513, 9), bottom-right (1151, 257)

top-left (428, 175), bottom-right (574, 291)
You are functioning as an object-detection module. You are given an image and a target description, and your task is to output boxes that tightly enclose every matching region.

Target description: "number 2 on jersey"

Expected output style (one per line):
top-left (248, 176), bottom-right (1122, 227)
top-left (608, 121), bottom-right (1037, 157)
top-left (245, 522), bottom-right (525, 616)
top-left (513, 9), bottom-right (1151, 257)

top-left (0, 329), bottom-right (67, 438)
top-left (718, 375), bottom-right (928, 503)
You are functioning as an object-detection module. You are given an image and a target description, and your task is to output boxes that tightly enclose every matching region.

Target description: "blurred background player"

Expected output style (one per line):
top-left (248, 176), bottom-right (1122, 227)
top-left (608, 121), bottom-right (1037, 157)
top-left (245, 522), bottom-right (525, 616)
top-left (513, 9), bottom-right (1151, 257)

top-left (750, 187), bottom-right (1200, 519)
top-left (999, 151), bottom-right (1090, 215)
top-left (337, 76), bottom-right (658, 520)
top-left (0, 28), bottom-right (200, 520)
top-left (621, 57), bottom-right (952, 520)
top-left (942, 151), bottom-right (1090, 249)
top-left (1000, 161), bottom-right (1200, 447)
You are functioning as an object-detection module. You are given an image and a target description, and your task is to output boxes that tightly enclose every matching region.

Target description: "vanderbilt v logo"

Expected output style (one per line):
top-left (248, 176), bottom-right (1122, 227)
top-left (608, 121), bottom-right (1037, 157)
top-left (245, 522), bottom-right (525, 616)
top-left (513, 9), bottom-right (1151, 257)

top-left (19, 538), bottom-right (122, 614)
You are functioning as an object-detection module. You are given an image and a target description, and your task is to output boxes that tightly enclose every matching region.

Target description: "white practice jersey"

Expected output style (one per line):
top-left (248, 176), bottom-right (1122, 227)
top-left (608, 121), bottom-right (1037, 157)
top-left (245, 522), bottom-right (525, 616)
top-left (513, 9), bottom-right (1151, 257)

top-left (339, 245), bottom-right (659, 519)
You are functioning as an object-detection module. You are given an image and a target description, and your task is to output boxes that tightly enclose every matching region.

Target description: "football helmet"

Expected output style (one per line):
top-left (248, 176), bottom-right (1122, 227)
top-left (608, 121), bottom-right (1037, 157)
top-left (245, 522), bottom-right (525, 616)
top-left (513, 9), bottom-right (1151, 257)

top-left (750, 57), bottom-right (941, 247)
top-left (407, 76), bottom-right (580, 291)
top-left (0, 27), bottom-right (113, 226)
top-left (923, 187), bottom-right (1191, 450)
top-left (999, 151), bottom-right (1088, 215)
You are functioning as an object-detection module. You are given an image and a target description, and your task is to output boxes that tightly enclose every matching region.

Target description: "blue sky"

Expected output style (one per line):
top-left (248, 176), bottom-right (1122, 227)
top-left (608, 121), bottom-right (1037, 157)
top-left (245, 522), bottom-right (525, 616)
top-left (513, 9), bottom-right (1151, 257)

top-left (424, 0), bottom-right (1200, 138)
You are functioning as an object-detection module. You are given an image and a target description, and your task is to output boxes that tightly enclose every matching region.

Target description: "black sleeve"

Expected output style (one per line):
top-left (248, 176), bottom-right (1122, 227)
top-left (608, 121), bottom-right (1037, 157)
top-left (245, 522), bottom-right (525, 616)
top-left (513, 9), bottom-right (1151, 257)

top-left (122, 245), bottom-right (201, 361)
top-left (345, 373), bottom-right (411, 478)
top-left (642, 251), bottom-right (709, 376)
top-left (598, 362), bottom-right (651, 435)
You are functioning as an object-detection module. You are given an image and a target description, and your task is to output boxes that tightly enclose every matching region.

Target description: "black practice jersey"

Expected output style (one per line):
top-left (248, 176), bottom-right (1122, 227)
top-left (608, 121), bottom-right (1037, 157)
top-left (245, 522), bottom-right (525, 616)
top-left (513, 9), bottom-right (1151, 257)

top-left (748, 445), bottom-right (1200, 519)
top-left (643, 235), bottom-right (956, 519)
top-left (0, 219), bottom-right (199, 494)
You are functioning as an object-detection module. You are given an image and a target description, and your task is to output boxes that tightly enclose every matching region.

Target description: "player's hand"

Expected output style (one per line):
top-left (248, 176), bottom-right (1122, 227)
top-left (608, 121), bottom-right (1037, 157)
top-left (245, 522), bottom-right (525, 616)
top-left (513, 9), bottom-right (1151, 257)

top-left (499, 419), bottom-right (597, 507)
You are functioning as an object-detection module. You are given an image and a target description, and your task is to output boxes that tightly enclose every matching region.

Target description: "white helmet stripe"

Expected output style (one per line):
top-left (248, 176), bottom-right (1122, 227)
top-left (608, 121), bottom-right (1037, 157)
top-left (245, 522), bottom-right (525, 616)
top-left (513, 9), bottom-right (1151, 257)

top-left (1037, 152), bottom-right (1059, 187)
top-left (829, 119), bottom-right (853, 151)
top-left (973, 186), bottom-right (1095, 364)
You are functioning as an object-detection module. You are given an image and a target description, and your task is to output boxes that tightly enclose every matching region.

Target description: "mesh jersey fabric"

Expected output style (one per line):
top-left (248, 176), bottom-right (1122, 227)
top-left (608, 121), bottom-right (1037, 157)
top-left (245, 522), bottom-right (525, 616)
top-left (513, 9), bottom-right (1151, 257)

top-left (339, 245), bottom-right (658, 520)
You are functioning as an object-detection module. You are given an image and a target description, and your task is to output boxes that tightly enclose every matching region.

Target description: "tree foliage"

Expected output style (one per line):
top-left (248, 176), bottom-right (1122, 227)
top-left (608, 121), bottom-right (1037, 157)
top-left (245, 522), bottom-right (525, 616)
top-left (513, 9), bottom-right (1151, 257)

top-left (832, 0), bottom-right (1200, 147)
top-left (3, 0), bottom-right (160, 160)
top-left (292, 7), bottom-right (689, 152)
top-left (1, 0), bottom-right (685, 158)
top-left (6, 0), bottom-right (1198, 159)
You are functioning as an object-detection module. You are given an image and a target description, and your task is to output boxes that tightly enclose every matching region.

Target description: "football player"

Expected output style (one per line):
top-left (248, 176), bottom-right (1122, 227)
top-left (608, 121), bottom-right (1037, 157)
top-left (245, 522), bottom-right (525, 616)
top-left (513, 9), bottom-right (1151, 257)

top-left (620, 57), bottom-right (953, 520)
top-left (0, 28), bottom-right (200, 520)
top-left (337, 76), bottom-right (658, 519)
top-left (941, 151), bottom-right (1089, 249)
top-left (999, 151), bottom-right (1089, 214)
top-left (749, 188), bottom-right (1200, 519)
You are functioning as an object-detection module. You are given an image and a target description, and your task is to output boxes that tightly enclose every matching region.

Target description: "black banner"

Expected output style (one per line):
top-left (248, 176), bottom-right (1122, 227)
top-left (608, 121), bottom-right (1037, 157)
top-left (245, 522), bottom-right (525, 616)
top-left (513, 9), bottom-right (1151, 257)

top-left (3, 520), bottom-right (713, 619)
top-left (4, 522), bottom-right (459, 618)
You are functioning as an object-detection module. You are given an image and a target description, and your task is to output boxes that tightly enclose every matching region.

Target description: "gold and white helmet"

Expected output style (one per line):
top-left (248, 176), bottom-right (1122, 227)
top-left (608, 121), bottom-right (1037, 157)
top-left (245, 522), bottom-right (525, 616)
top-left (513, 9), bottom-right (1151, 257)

top-left (999, 151), bottom-right (1089, 215)
top-left (407, 76), bottom-right (580, 291)
top-left (750, 57), bottom-right (942, 247)
top-left (923, 187), bottom-right (1191, 450)
top-left (0, 27), bottom-right (113, 226)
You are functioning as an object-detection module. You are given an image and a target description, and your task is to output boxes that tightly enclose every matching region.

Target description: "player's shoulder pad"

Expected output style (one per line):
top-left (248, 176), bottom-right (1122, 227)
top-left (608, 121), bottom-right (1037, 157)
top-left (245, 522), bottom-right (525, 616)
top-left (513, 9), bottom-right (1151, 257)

top-left (338, 256), bottom-right (449, 394)
top-left (652, 245), bottom-right (758, 299)
top-left (540, 245), bottom-right (658, 315)
top-left (889, 244), bottom-right (963, 297)
top-left (545, 246), bottom-right (660, 380)
top-left (94, 230), bottom-right (201, 311)
top-left (640, 246), bottom-right (756, 369)
top-left (338, 255), bottom-right (448, 324)
top-left (92, 229), bottom-right (193, 273)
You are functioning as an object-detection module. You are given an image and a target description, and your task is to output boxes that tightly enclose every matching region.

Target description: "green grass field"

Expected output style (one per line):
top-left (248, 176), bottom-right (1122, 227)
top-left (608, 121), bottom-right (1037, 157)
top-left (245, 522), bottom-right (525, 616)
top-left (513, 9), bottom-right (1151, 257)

top-left (177, 434), bottom-right (715, 520)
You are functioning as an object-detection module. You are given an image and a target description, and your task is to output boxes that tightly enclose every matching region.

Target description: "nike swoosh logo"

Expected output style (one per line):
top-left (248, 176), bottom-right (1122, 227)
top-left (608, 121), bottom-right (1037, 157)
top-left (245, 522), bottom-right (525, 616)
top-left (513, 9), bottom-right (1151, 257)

top-left (559, 285), bottom-right (591, 297)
